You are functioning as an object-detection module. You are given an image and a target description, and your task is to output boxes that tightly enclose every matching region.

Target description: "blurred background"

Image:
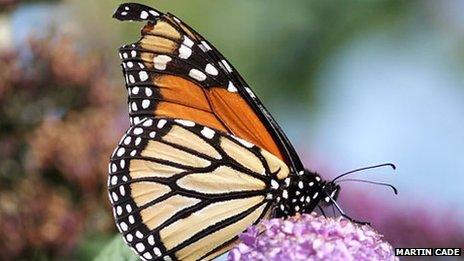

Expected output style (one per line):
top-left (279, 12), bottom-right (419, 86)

top-left (1, 0), bottom-right (463, 260)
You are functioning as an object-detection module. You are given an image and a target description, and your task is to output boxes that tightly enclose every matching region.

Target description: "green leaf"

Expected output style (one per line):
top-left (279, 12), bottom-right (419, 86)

top-left (94, 235), bottom-right (139, 261)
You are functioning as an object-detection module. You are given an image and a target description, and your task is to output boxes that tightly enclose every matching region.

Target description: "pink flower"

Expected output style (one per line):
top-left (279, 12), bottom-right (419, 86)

top-left (228, 213), bottom-right (398, 261)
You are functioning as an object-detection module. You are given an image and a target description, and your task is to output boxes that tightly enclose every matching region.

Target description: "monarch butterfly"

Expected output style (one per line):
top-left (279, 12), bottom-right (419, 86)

top-left (108, 3), bottom-right (395, 261)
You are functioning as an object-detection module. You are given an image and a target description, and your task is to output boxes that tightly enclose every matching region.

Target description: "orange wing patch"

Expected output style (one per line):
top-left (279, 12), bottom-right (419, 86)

top-left (151, 75), bottom-right (284, 160)
top-left (209, 88), bottom-right (284, 160)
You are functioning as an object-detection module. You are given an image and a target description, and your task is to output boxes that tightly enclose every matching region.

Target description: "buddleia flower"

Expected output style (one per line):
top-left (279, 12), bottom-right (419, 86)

top-left (228, 212), bottom-right (398, 261)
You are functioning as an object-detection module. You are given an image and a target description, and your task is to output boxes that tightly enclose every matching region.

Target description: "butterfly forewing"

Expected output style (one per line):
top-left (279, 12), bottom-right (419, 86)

top-left (115, 3), bottom-right (292, 162)
top-left (108, 118), bottom-right (289, 260)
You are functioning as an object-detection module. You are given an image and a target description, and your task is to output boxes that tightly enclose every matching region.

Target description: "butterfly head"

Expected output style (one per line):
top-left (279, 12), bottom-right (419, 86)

top-left (274, 169), bottom-right (342, 217)
top-left (319, 180), bottom-right (341, 207)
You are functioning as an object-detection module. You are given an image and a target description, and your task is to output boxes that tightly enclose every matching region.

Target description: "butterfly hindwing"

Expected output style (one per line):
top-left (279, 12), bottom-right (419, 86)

top-left (108, 118), bottom-right (289, 260)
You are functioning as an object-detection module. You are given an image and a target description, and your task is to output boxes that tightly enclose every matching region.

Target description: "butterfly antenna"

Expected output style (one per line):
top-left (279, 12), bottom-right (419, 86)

top-left (336, 178), bottom-right (398, 194)
top-left (331, 163), bottom-right (396, 183)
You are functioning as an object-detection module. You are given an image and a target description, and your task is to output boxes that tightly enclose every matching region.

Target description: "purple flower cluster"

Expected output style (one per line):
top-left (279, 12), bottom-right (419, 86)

top-left (228, 213), bottom-right (398, 261)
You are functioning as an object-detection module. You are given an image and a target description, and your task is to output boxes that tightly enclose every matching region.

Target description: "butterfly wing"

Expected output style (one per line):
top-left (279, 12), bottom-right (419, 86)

top-left (108, 118), bottom-right (289, 260)
top-left (113, 3), bottom-right (303, 172)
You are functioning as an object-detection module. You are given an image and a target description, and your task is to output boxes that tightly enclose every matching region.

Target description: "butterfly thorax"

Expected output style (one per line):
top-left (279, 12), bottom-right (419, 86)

top-left (273, 169), bottom-right (332, 218)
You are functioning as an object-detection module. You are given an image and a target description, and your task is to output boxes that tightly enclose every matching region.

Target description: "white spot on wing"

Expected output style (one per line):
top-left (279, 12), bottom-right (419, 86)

top-left (139, 71), bottom-right (149, 81)
top-left (233, 136), bottom-right (253, 148)
top-left (135, 242), bottom-right (145, 252)
top-left (188, 69), bottom-right (207, 81)
top-left (178, 45), bottom-right (192, 59)
top-left (154, 248), bottom-right (162, 257)
top-left (245, 87), bottom-right (256, 98)
top-left (183, 36), bottom-right (194, 47)
top-left (145, 87), bottom-right (153, 96)
top-left (201, 127), bottom-right (215, 139)
top-left (199, 41), bottom-right (212, 52)
top-left (140, 11), bottom-right (149, 19)
top-left (116, 148), bottom-right (125, 157)
top-left (143, 119), bottom-right (153, 127)
top-left (157, 119), bottom-right (167, 129)
top-left (111, 176), bottom-right (118, 185)
top-left (221, 60), bottom-right (232, 72)
top-left (143, 252), bottom-right (153, 260)
top-left (148, 235), bottom-right (155, 245)
top-left (153, 55), bottom-right (172, 70)
top-left (205, 63), bottom-right (218, 76)
top-left (227, 81), bottom-right (238, 92)
top-left (142, 99), bottom-right (150, 109)
top-left (175, 119), bottom-right (195, 127)
top-left (120, 221), bottom-right (128, 231)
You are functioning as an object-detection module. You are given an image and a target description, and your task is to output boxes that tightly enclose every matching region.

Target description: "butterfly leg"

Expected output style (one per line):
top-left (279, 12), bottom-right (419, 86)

top-left (340, 213), bottom-right (371, 226)
top-left (317, 205), bottom-right (327, 218)
top-left (330, 197), bottom-right (371, 226)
